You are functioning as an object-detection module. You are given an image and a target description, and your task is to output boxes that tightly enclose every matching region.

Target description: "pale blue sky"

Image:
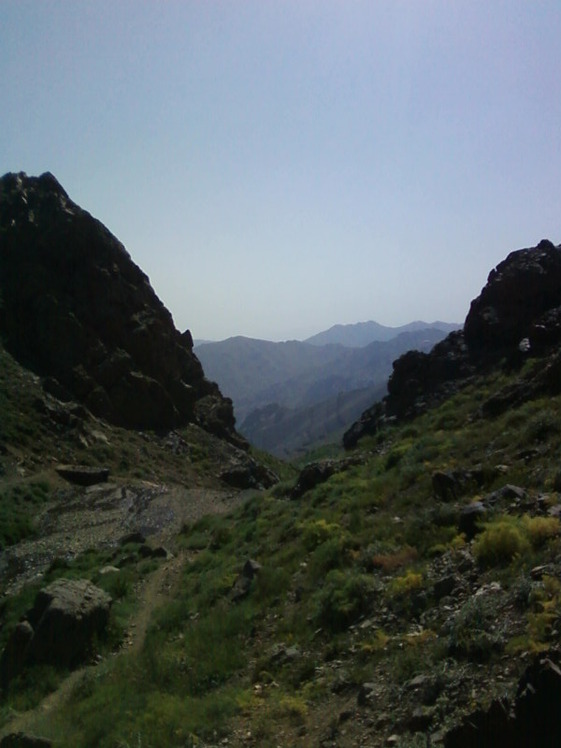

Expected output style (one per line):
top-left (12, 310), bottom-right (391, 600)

top-left (2, 1), bottom-right (560, 341)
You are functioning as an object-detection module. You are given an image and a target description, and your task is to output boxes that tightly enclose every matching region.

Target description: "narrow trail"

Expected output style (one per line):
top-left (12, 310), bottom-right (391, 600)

top-left (0, 549), bottom-right (188, 740)
top-left (126, 549), bottom-right (186, 655)
top-left (0, 481), bottom-right (251, 742)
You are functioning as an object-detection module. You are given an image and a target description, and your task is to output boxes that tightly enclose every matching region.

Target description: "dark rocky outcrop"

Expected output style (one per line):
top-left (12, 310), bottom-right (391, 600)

top-left (219, 458), bottom-right (278, 490)
top-left (0, 579), bottom-right (111, 687)
top-left (55, 464), bottom-right (110, 486)
top-left (444, 656), bottom-right (561, 748)
top-left (432, 468), bottom-right (489, 502)
top-left (0, 171), bottom-right (244, 445)
top-left (344, 240), bottom-right (561, 448)
top-left (464, 239), bottom-right (561, 356)
top-left (291, 455), bottom-right (365, 499)
top-left (0, 734), bottom-right (53, 748)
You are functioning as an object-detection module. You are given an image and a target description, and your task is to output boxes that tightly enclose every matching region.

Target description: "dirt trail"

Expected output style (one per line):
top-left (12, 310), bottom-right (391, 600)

top-left (0, 549), bottom-right (188, 741)
top-left (0, 481), bottom-right (249, 741)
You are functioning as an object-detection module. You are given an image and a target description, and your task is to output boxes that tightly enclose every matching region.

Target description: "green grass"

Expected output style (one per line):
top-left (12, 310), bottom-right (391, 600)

top-left (0, 480), bottom-right (51, 549)
top-left (5, 357), bottom-right (561, 742)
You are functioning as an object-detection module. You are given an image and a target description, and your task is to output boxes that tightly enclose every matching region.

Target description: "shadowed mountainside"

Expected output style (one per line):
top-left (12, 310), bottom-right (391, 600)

top-left (0, 171), bottom-right (243, 447)
top-left (345, 239), bottom-right (561, 448)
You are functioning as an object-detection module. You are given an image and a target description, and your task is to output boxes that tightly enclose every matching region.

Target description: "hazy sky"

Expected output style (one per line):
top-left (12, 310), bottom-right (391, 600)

top-left (2, 1), bottom-right (560, 341)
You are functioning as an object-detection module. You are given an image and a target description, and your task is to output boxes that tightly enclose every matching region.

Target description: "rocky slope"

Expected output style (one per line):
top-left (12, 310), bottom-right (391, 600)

top-left (0, 171), bottom-right (243, 446)
top-left (2, 234), bottom-right (561, 747)
top-left (344, 239), bottom-right (561, 448)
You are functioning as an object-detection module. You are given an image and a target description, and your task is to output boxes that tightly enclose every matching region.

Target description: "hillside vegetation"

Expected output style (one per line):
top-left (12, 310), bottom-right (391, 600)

top-left (2, 353), bottom-right (561, 747)
top-left (1, 174), bottom-right (560, 747)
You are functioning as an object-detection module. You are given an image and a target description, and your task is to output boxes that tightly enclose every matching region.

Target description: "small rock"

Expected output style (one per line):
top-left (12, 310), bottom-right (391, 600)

top-left (99, 566), bottom-right (120, 575)
top-left (357, 682), bottom-right (377, 707)
top-left (458, 501), bottom-right (487, 540)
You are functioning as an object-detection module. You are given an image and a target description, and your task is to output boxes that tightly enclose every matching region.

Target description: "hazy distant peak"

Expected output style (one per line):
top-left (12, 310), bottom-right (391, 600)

top-left (304, 320), bottom-right (461, 348)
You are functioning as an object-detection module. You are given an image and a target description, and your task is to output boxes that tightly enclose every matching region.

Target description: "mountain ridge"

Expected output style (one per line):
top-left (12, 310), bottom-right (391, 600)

top-left (196, 328), bottom-right (454, 455)
top-left (304, 319), bottom-right (460, 347)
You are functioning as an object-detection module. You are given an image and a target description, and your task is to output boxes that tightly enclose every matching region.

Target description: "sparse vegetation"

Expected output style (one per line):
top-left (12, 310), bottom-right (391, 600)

top-left (4, 336), bottom-right (561, 745)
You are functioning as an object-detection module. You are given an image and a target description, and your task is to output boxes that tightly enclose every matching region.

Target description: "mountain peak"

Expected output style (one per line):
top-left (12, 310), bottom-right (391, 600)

top-left (0, 171), bottom-right (245, 446)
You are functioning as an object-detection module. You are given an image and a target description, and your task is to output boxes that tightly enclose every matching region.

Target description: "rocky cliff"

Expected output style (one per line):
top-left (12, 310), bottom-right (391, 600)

top-left (344, 239), bottom-right (561, 447)
top-left (0, 172), bottom-right (244, 446)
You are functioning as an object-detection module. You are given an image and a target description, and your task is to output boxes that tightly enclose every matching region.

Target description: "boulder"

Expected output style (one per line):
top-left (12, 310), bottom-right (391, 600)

top-left (55, 464), bottom-right (109, 486)
top-left (231, 558), bottom-right (262, 602)
top-left (219, 456), bottom-right (278, 490)
top-left (291, 456), bottom-right (364, 499)
top-left (0, 579), bottom-right (112, 685)
top-left (432, 469), bottom-right (485, 502)
top-left (458, 502), bottom-right (487, 540)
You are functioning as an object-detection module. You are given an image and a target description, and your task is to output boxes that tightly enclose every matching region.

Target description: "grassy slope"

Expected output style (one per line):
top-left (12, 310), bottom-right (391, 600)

top-left (2, 353), bottom-right (561, 746)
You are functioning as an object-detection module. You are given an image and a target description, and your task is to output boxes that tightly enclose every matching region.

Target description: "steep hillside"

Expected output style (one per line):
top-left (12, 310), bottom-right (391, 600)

top-left (305, 320), bottom-right (460, 347)
top-left (0, 171), bottom-right (243, 447)
top-left (345, 239), bottom-right (561, 448)
top-left (2, 240), bottom-right (561, 747)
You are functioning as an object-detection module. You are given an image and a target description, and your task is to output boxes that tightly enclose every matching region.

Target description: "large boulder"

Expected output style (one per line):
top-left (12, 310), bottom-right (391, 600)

top-left (0, 579), bottom-right (112, 686)
top-left (0, 171), bottom-right (245, 445)
top-left (291, 456), bottom-right (364, 498)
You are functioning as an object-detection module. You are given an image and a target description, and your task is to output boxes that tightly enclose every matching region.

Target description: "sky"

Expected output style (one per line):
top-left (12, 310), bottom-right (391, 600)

top-left (1, 1), bottom-right (560, 342)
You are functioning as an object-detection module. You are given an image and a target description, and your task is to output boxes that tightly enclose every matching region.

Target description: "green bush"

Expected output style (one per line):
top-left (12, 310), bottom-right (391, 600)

top-left (473, 518), bottom-right (530, 567)
top-left (447, 597), bottom-right (503, 662)
top-left (523, 515), bottom-right (561, 548)
top-left (313, 570), bottom-right (374, 632)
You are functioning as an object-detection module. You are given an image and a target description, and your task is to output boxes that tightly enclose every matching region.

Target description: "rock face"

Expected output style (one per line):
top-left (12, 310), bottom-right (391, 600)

top-left (464, 239), bottom-right (561, 355)
top-left (444, 656), bottom-right (561, 748)
top-left (0, 171), bottom-right (244, 445)
top-left (344, 240), bottom-right (561, 448)
top-left (0, 579), bottom-right (111, 686)
top-left (291, 456), bottom-right (364, 499)
top-left (0, 734), bottom-right (53, 748)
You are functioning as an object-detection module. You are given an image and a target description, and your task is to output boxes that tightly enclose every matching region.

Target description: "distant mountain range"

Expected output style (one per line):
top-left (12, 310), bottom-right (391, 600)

top-left (195, 321), bottom-right (460, 457)
top-left (304, 320), bottom-right (460, 347)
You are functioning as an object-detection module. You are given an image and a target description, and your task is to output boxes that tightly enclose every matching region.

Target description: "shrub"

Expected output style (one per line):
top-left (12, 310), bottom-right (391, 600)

top-left (523, 411), bottom-right (560, 443)
top-left (447, 597), bottom-right (503, 662)
top-left (523, 515), bottom-right (561, 548)
top-left (314, 570), bottom-right (374, 632)
top-left (473, 518), bottom-right (530, 567)
top-left (389, 570), bottom-right (424, 596)
top-left (372, 546), bottom-right (418, 573)
top-left (301, 518), bottom-right (342, 552)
